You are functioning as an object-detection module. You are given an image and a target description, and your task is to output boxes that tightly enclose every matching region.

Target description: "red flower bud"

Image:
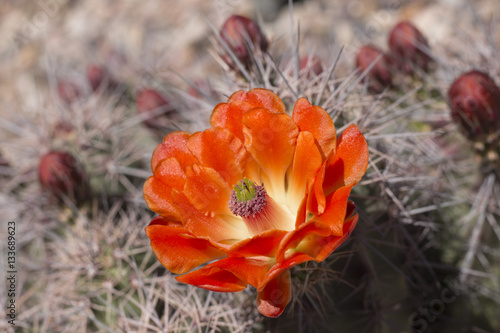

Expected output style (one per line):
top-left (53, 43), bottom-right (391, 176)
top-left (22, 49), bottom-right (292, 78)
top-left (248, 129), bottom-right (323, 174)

top-left (87, 65), bottom-right (115, 92)
top-left (299, 55), bottom-right (323, 77)
top-left (220, 14), bottom-right (268, 67)
top-left (448, 70), bottom-right (500, 140)
top-left (187, 80), bottom-right (217, 100)
top-left (57, 81), bottom-right (81, 104)
top-left (388, 21), bottom-right (431, 74)
top-left (356, 45), bottom-right (392, 93)
top-left (0, 153), bottom-right (9, 168)
top-left (38, 151), bottom-right (87, 202)
top-left (136, 89), bottom-right (174, 130)
top-left (52, 121), bottom-right (74, 139)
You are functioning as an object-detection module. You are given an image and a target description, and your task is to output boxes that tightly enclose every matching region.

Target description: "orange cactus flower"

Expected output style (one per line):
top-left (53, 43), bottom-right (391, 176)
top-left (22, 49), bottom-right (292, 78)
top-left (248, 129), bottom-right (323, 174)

top-left (143, 88), bottom-right (369, 317)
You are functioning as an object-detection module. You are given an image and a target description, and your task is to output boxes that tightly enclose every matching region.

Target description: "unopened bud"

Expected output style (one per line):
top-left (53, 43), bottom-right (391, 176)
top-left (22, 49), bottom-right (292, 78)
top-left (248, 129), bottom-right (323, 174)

top-left (38, 151), bottom-right (88, 202)
top-left (87, 64), bottom-right (116, 92)
top-left (136, 89), bottom-right (174, 130)
top-left (448, 70), bottom-right (500, 140)
top-left (356, 45), bottom-right (392, 93)
top-left (388, 21), bottom-right (431, 74)
top-left (220, 14), bottom-right (268, 67)
top-left (57, 81), bottom-right (81, 104)
top-left (299, 55), bottom-right (323, 77)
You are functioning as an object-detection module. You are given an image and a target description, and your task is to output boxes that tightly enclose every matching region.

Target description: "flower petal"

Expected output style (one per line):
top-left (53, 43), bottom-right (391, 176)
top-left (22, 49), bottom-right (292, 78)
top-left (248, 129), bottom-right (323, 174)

top-left (210, 100), bottom-right (254, 142)
top-left (229, 229), bottom-right (289, 258)
top-left (243, 154), bottom-right (265, 185)
top-left (228, 88), bottom-right (286, 114)
top-left (323, 124), bottom-right (369, 194)
top-left (151, 131), bottom-right (198, 172)
top-left (292, 98), bottom-right (336, 159)
top-left (175, 266), bottom-right (247, 292)
top-left (307, 164), bottom-right (327, 215)
top-left (257, 270), bottom-right (291, 318)
top-left (203, 257), bottom-right (273, 289)
top-left (288, 131), bottom-right (323, 211)
top-left (143, 176), bottom-right (180, 220)
top-left (277, 211), bottom-right (358, 263)
top-left (242, 108), bottom-right (298, 198)
top-left (299, 213), bottom-right (358, 262)
top-left (187, 128), bottom-right (247, 186)
top-left (309, 185), bottom-right (354, 236)
top-left (171, 189), bottom-right (248, 244)
top-left (145, 216), bottom-right (226, 274)
top-left (153, 157), bottom-right (186, 190)
top-left (276, 221), bottom-right (331, 262)
top-left (184, 164), bottom-right (232, 215)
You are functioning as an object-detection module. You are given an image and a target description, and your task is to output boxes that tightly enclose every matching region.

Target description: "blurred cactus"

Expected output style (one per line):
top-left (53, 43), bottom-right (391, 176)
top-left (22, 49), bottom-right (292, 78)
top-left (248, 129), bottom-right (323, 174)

top-left (219, 14), bottom-right (268, 68)
top-left (388, 21), bottom-right (431, 74)
top-left (299, 55), bottom-right (323, 77)
top-left (356, 45), bottom-right (393, 93)
top-left (136, 88), bottom-right (176, 133)
top-left (57, 80), bottom-right (81, 104)
top-left (38, 151), bottom-right (88, 203)
top-left (87, 64), bottom-right (117, 92)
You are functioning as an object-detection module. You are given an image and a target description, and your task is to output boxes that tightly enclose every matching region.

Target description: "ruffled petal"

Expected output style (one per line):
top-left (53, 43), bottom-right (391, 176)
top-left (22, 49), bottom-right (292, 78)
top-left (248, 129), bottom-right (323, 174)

top-left (323, 124), bottom-right (369, 195)
top-left (187, 128), bottom-right (247, 186)
top-left (294, 195), bottom-right (308, 228)
top-left (262, 252), bottom-right (314, 289)
top-left (288, 131), bottom-right (323, 211)
top-left (243, 154), bottom-right (264, 185)
top-left (242, 108), bottom-right (299, 199)
top-left (309, 185), bottom-right (354, 236)
top-left (175, 266), bottom-right (247, 292)
top-left (202, 257), bottom-right (273, 289)
top-left (229, 229), bottom-right (288, 258)
top-left (299, 213), bottom-right (358, 262)
top-left (307, 164), bottom-right (327, 215)
top-left (257, 270), bottom-right (291, 318)
top-left (175, 255), bottom-right (276, 292)
top-left (145, 216), bottom-right (226, 274)
top-left (210, 100), bottom-right (255, 142)
top-left (151, 131), bottom-right (198, 172)
top-left (171, 189), bottom-right (248, 244)
top-left (184, 164), bottom-right (232, 215)
top-left (277, 211), bottom-right (358, 263)
top-left (307, 125), bottom-right (368, 215)
top-left (154, 157), bottom-right (186, 190)
top-left (143, 176), bottom-right (180, 220)
top-left (292, 98), bottom-right (336, 159)
top-left (228, 88), bottom-right (286, 114)
top-left (276, 222), bottom-right (331, 262)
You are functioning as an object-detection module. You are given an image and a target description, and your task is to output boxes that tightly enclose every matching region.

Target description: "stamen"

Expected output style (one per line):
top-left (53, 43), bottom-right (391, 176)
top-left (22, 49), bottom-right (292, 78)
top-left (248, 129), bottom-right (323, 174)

top-left (229, 178), bottom-right (295, 235)
top-left (229, 178), bottom-right (267, 218)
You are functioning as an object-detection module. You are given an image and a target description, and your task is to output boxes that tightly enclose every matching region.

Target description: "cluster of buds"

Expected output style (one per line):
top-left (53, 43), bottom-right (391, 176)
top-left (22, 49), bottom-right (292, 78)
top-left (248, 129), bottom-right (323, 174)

top-left (355, 21), bottom-right (431, 93)
top-left (448, 70), bottom-right (500, 143)
top-left (219, 14), bottom-right (268, 69)
top-left (38, 151), bottom-right (88, 203)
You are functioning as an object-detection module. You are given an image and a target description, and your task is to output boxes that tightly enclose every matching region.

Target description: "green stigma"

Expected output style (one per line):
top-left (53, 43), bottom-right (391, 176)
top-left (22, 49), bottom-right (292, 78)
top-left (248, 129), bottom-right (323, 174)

top-left (233, 178), bottom-right (257, 202)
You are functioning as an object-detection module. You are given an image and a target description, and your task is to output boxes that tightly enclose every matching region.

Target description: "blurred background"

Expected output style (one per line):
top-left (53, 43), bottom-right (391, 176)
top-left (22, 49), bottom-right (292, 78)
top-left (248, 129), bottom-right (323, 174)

top-left (1, 0), bottom-right (500, 332)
